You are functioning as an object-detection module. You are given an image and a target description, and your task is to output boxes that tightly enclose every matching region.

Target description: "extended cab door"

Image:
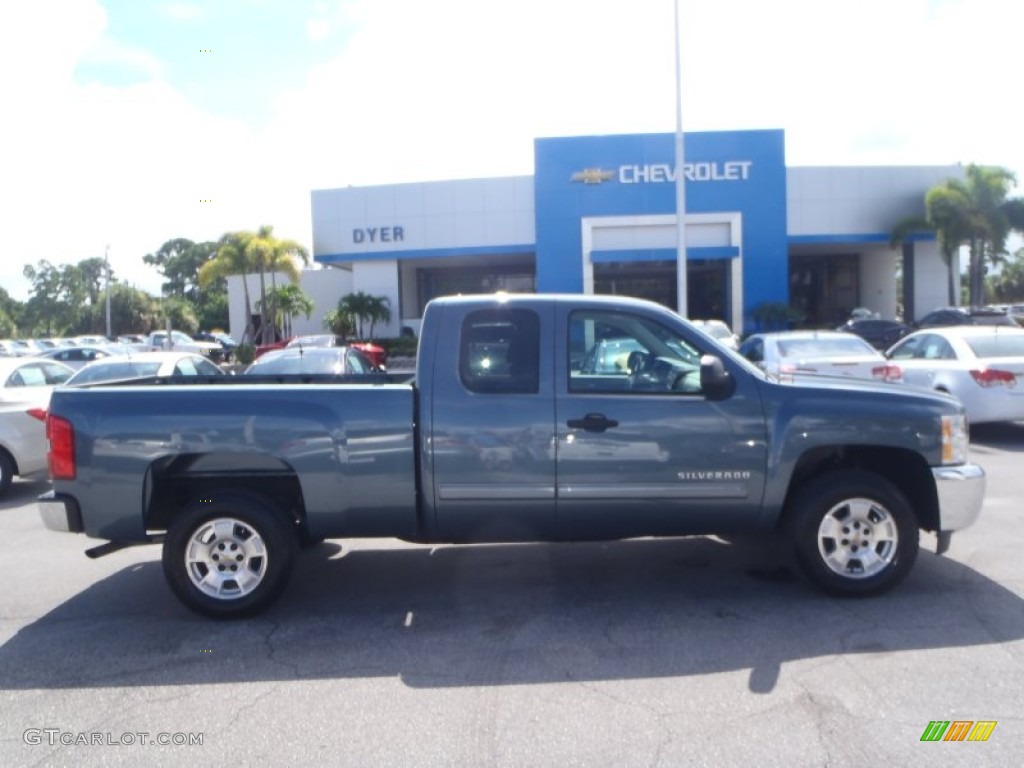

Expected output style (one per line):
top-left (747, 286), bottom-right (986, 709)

top-left (555, 302), bottom-right (768, 537)
top-left (426, 301), bottom-right (557, 540)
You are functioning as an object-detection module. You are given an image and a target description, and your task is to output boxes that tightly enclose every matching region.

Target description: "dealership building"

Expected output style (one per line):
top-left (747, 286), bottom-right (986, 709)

top-left (231, 129), bottom-right (961, 339)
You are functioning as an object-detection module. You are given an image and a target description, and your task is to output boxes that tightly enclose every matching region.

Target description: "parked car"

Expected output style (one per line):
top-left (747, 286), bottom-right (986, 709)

top-left (285, 335), bottom-right (387, 369)
top-left (836, 318), bottom-right (913, 350)
top-left (244, 346), bottom-right (374, 375)
top-left (0, 398), bottom-right (50, 494)
top-left (0, 340), bottom-right (36, 357)
top-left (738, 330), bottom-right (887, 380)
top-left (65, 352), bottom-right (226, 386)
top-left (193, 331), bottom-right (237, 361)
top-left (916, 307), bottom-right (1018, 329)
top-left (36, 345), bottom-right (118, 370)
top-left (0, 357), bottom-right (75, 404)
top-left (884, 326), bottom-right (1024, 424)
top-left (690, 319), bottom-right (740, 350)
top-left (147, 330), bottom-right (223, 361)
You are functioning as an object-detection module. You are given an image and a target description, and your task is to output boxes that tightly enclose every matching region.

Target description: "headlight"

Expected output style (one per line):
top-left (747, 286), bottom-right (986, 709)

top-left (941, 413), bottom-right (969, 465)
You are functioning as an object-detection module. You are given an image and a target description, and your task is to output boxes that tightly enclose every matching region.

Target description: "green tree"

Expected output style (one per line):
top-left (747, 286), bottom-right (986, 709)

top-left (159, 296), bottom-right (200, 334)
top-left (259, 283), bottom-right (314, 338)
top-left (338, 291), bottom-right (390, 339)
top-left (990, 248), bottom-right (1024, 302)
top-left (323, 305), bottom-right (355, 340)
top-left (199, 232), bottom-right (258, 344)
top-left (921, 165), bottom-right (1024, 307)
top-left (244, 225), bottom-right (309, 344)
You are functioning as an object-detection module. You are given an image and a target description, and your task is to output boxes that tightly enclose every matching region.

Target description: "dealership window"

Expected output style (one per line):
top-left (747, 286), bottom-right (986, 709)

top-left (417, 265), bottom-right (535, 316)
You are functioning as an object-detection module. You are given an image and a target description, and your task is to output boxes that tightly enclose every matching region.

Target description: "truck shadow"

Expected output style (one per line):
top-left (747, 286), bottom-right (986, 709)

top-left (2, 536), bottom-right (1021, 694)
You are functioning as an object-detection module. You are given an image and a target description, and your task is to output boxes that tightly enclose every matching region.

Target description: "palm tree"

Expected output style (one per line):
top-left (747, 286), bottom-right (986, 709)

top-left (338, 291), bottom-right (378, 339)
top-left (260, 284), bottom-right (314, 338)
top-left (365, 294), bottom-right (391, 338)
top-left (199, 231), bottom-right (258, 344)
top-left (243, 225), bottom-right (309, 344)
top-left (921, 166), bottom-right (1024, 307)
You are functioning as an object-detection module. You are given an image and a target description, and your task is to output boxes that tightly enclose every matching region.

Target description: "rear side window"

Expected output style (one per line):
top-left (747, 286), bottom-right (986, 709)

top-left (459, 308), bottom-right (539, 394)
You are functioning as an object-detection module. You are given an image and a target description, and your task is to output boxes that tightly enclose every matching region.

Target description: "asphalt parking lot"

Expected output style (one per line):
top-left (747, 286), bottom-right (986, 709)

top-left (1, 423), bottom-right (1022, 767)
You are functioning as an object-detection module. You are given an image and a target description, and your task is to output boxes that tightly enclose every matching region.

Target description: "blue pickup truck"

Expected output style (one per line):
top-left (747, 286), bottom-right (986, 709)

top-left (39, 294), bottom-right (986, 618)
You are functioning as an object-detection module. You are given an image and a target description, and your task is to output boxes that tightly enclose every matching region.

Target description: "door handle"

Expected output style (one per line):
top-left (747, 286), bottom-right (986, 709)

top-left (566, 413), bottom-right (619, 432)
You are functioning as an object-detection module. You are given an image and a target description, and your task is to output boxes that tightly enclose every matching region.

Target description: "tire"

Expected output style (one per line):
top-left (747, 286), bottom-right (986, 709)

top-left (788, 470), bottom-right (919, 597)
top-left (0, 450), bottom-right (14, 495)
top-left (162, 492), bottom-right (298, 618)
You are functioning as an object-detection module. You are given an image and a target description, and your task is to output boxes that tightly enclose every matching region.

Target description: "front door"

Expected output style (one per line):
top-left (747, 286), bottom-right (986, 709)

top-left (556, 306), bottom-right (768, 538)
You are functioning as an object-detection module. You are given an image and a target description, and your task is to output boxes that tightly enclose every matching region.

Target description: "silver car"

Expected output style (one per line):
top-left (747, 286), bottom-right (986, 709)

top-left (885, 326), bottom-right (1024, 424)
top-left (738, 330), bottom-right (887, 380)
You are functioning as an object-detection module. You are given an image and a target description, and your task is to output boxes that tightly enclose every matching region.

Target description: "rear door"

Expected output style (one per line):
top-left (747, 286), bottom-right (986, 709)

top-left (555, 303), bottom-right (768, 537)
top-left (429, 301), bottom-right (558, 540)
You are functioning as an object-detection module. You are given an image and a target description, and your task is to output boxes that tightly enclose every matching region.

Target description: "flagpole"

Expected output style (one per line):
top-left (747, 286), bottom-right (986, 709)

top-left (674, 0), bottom-right (688, 317)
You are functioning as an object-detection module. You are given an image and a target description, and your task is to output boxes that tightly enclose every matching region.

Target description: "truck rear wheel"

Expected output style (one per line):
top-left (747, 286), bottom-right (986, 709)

top-left (788, 470), bottom-right (918, 596)
top-left (162, 493), bottom-right (298, 618)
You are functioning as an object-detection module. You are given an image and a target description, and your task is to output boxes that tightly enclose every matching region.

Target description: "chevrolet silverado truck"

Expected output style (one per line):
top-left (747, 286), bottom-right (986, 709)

top-left (38, 294), bottom-right (986, 618)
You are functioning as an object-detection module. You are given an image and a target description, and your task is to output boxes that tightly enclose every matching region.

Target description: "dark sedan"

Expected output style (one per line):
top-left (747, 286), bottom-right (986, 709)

top-left (243, 346), bottom-right (374, 375)
top-left (916, 307), bottom-right (1019, 329)
top-left (835, 319), bottom-right (912, 350)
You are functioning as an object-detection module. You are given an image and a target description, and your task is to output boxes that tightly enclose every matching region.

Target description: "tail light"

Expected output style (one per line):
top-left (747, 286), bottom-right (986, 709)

top-left (969, 369), bottom-right (1017, 388)
top-left (46, 414), bottom-right (76, 480)
top-left (872, 364), bottom-right (902, 382)
top-left (27, 408), bottom-right (47, 422)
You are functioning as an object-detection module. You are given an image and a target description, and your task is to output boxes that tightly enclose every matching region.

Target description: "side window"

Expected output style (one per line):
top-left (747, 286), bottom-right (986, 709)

top-left (14, 364), bottom-right (48, 387)
top-left (346, 349), bottom-right (370, 374)
top-left (194, 358), bottom-right (222, 376)
top-left (888, 335), bottom-right (926, 360)
top-left (459, 308), bottom-right (540, 394)
top-left (42, 363), bottom-right (73, 385)
top-left (174, 358), bottom-right (199, 376)
top-left (569, 310), bottom-right (703, 395)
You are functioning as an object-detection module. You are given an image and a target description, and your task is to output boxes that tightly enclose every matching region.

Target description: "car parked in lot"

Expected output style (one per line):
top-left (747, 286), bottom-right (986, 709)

top-left (836, 318), bottom-right (913, 350)
top-left (738, 330), bottom-right (888, 380)
top-left (0, 398), bottom-right (50, 494)
top-left (244, 346), bottom-right (375, 375)
top-left (193, 331), bottom-right (237, 361)
top-left (36, 345), bottom-right (118, 370)
top-left (64, 352), bottom-right (226, 386)
top-left (916, 306), bottom-right (1019, 329)
top-left (884, 326), bottom-right (1024, 424)
top-left (690, 319), bottom-right (740, 350)
top-left (147, 330), bottom-right (224, 361)
top-left (0, 358), bottom-right (75, 404)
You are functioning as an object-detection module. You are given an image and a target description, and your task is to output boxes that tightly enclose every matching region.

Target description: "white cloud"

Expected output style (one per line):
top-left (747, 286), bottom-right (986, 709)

top-left (161, 3), bottom-right (204, 22)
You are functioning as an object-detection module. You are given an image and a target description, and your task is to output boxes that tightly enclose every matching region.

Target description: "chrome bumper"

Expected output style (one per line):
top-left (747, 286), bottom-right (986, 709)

top-left (932, 463), bottom-right (986, 532)
top-left (37, 491), bottom-right (83, 534)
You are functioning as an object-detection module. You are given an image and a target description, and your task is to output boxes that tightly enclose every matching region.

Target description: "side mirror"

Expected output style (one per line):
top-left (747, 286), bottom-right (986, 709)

top-left (700, 354), bottom-right (735, 400)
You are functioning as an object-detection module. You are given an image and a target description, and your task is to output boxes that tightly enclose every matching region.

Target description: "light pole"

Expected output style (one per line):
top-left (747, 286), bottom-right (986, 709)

top-left (674, 0), bottom-right (688, 318)
top-left (104, 245), bottom-right (112, 339)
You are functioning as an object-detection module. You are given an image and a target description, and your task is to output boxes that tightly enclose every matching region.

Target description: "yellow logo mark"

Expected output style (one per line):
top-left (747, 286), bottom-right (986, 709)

top-left (570, 168), bottom-right (615, 184)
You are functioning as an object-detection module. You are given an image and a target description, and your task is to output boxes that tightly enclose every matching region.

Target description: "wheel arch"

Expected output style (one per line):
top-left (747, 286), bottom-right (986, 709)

top-left (779, 445), bottom-right (939, 533)
top-left (144, 453), bottom-right (307, 536)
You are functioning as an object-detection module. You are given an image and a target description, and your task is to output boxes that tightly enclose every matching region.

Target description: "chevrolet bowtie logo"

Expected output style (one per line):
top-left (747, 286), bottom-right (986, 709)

top-left (570, 168), bottom-right (615, 184)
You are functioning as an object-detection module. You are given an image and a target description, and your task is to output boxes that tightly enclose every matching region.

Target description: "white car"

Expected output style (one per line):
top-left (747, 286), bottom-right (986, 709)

top-left (147, 330), bottom-right (223, 360)
top-left (65, 351), bottom-right (226, 386)
top-left (0, 357), bottom-right (75, 405)
top-left (0, 398), bottom-right (50, 494)
top-left (691, 319), bottom-right (740, 350)
top-left (738, 330), bottom-right (887, 380)
top-left (884, 326), bottom-right (1024, 424)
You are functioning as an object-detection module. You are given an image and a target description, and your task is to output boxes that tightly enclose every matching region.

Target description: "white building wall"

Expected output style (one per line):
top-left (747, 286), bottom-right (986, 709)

top-left (913, 241), bottom-right (959, 320)
top-left (312, 176), bottom-right (535, 257)
top-left (857, 248), bottom-right (898, 319)
top-left (787, 166), bottom-right (963, 235)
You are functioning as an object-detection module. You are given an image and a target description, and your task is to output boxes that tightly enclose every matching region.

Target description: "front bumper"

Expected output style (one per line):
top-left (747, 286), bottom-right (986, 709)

top-left (932, 463), bottom-right (986, 532)
top-left (37, 491), bottom-right (83, 534)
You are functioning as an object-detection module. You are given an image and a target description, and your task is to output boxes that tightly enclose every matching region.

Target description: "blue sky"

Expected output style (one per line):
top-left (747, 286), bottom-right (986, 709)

top-left (2, 0), bottom-right (1022, 301)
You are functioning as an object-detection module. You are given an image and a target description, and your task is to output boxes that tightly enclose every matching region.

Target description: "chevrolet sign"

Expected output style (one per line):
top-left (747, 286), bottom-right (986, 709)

top-left (570, 168), bottom-right (615, 184)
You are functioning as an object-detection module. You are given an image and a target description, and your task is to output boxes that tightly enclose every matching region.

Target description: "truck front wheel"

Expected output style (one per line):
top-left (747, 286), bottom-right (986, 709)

top-left (788, 470), bottom-right (919, 597)
top-left (162, 493), bottom-right (298, 618)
